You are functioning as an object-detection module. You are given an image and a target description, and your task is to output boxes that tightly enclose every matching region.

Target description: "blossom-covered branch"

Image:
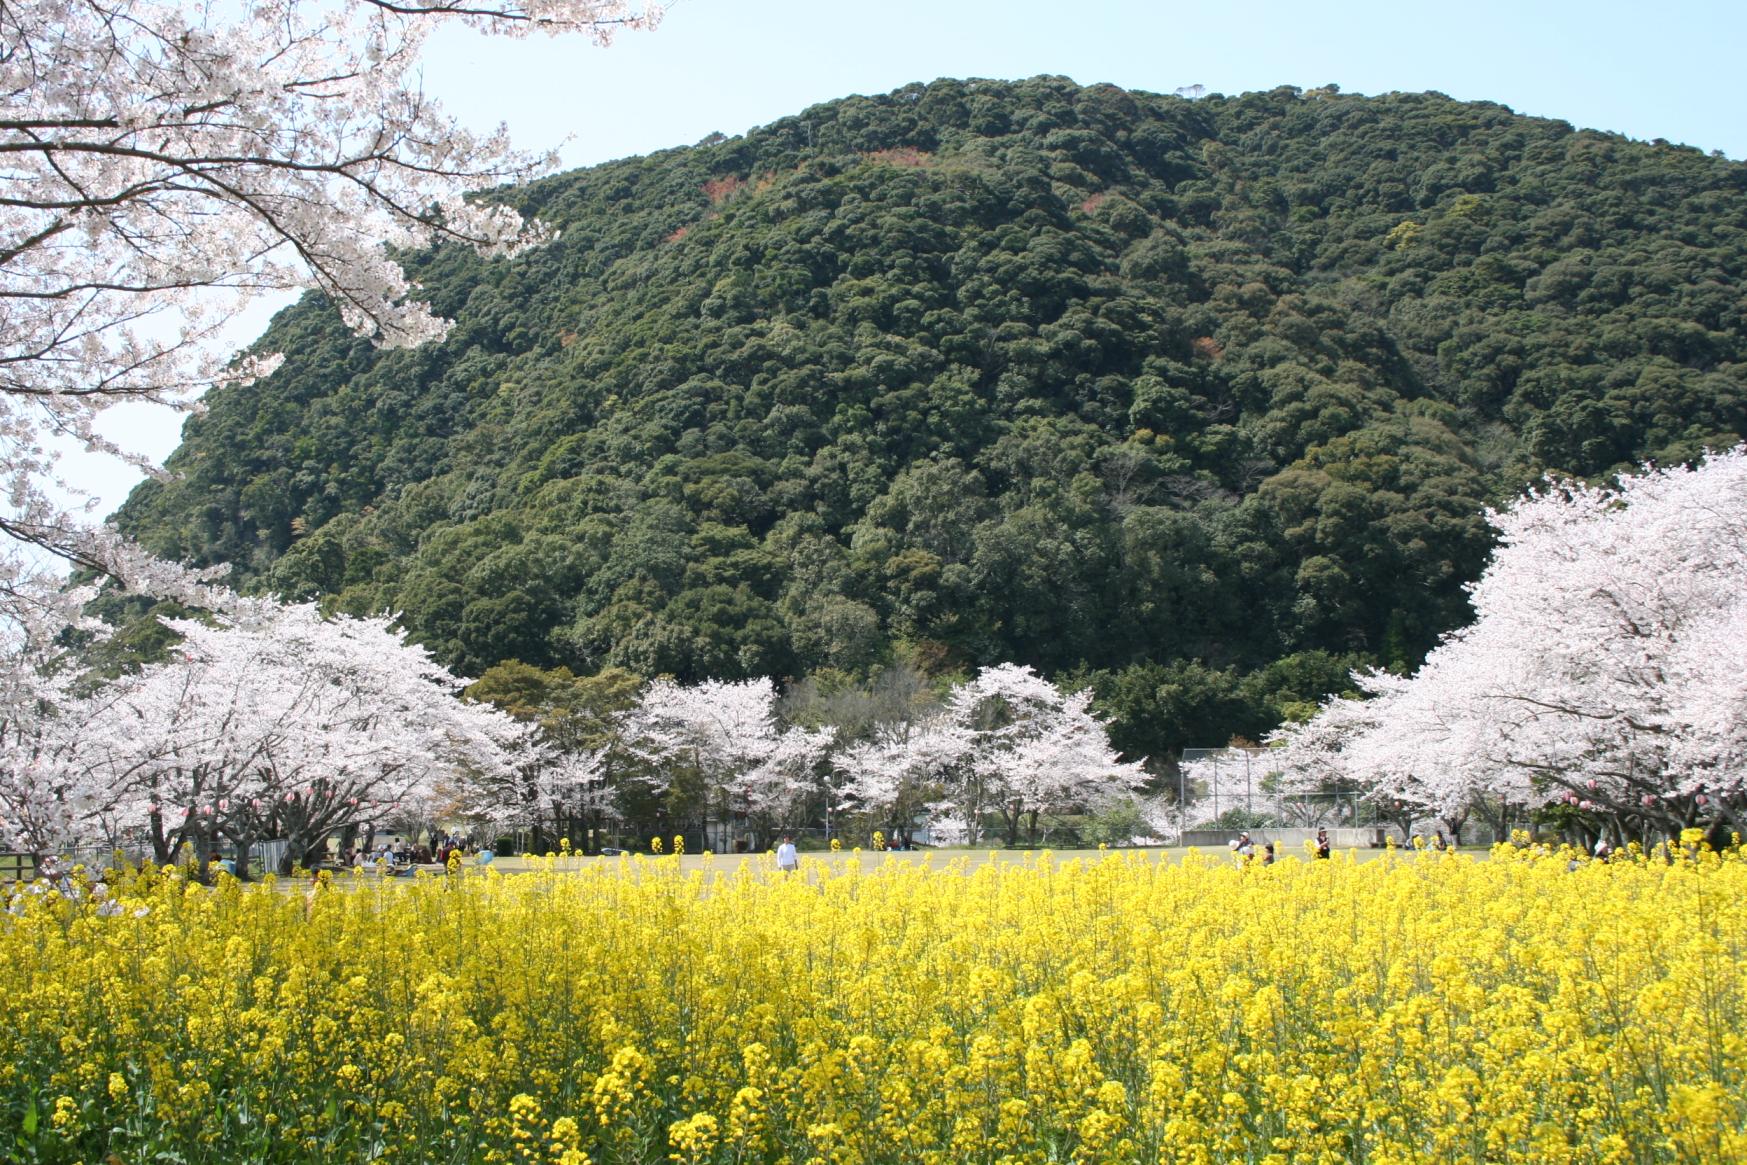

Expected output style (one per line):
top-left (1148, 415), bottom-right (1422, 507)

top-left (1271, 448), bottom-right (1747, 845)
top-left (0, 0), bottom-right (658, 609)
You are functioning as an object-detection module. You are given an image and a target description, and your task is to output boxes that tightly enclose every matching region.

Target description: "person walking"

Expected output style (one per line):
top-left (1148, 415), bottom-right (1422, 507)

top-left (776, 836), bottom-right (799, 874)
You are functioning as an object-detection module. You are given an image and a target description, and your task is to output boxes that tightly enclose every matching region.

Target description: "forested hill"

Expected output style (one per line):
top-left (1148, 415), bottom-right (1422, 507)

top-left (114, 77), bottom-right (1747, 748)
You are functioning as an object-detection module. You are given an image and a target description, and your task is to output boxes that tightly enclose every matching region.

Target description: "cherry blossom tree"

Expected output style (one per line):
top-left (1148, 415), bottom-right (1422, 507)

top-left (620, 677), bottom-right (827, 849)
top-left (741, 722), bottom-right (833, 844)
top-left (1272, 448), bottom-right (1747, 846)
top-left (940, 664), bottom-right (1145, 846)
top-left (448, 739), bottom-right (606, 846)
top-left (54, 598), bottom-right (531, 872)
top-left (1267, 674), bottom-right (1489, 840)
top-left (995, 686), bottom-right (1147, 846)
top-left (0, 567), bottom-right (215, 858)
top-left (0, 0), bottom-right (659, 595)
top-left (0, 594), bottom-right (128, 859)
top-left (834, 714), bottom-right (965, 845)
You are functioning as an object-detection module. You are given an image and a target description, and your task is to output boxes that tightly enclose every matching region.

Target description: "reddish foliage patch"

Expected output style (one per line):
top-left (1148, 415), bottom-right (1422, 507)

top-left (702, 174), bottom-right (745, 204)
top-left (1191, 335), bottom-right (1225, 362)
top-left (664, 225), bottom-right (690, 244)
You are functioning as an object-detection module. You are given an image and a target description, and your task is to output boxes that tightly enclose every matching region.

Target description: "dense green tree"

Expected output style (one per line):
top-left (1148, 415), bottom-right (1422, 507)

top-left (111, 78), bottom-right (1747, 750)
top-left (464, 661), bottom-right (644, 850)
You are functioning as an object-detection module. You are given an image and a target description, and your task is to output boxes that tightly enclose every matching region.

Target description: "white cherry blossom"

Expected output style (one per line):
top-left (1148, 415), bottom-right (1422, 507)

top-left (2, 594), bottom-right (530, 867)
top-left (0, 0), bottom-right (659, 615)
top-left (1272, 448), bottom-right (1747, 843)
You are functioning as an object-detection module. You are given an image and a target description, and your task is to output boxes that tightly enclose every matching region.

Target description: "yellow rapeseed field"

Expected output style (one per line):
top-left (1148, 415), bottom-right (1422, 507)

top-left (3, 844), bottom-right (1744, 1164)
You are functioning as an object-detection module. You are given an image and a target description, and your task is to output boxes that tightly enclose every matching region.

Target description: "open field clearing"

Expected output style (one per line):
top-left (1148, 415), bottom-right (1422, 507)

top-left (473, 844), bottom-right (1428, 878)
top-left (4, 847), bottom-right (1743, 1163)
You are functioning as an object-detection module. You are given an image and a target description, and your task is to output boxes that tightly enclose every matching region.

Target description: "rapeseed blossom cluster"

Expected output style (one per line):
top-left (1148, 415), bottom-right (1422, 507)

top-left (2, 846), bottom-right (1744, 1163)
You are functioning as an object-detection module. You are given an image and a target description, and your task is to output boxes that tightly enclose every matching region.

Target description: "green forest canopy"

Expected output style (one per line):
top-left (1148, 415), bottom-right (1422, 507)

top-left (115, 77), bottom-right (1747, 763)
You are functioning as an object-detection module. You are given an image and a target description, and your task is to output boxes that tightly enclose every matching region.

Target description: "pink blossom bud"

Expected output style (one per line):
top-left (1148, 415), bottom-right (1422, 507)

top-left (1696, 794), bottom-right (1709, 806)
top-left (218, 799), bottom-right (230, 812)
top-left (1579, 800), bottom-right (1593, 811)
top-left (348, 797), bottom-right (358, 806)
top-left (199, 805), bottom-right (212, 816)
top-left (1642, 795), bottom-right (1657, 807)
top-left (1585, 780), bottom-right (1597, 792)
top-left (251, 799), bottom-right (262, 811)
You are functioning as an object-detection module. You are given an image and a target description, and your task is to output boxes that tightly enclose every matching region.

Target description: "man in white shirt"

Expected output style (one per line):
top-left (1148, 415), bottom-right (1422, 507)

top-left (776, 836), bottom-right (798, 873)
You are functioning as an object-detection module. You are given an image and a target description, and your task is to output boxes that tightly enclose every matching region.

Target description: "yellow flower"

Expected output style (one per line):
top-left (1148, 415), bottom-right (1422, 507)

top-left (2, 836), bottom-right (1743, 1162)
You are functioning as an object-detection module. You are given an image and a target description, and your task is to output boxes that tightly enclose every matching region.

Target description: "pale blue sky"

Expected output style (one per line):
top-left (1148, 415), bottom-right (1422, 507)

top-left (422, 0), bottom-right (1747, 168)
top-left (72, 0), bottom-right (1746, 519)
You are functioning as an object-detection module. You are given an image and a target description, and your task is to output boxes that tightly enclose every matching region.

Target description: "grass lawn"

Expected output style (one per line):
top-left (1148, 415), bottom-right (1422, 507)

top-left (470, 841), bottom-right (1470, 877)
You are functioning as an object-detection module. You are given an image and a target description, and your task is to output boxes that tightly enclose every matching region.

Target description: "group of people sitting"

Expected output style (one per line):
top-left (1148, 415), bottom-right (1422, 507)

top-left (334, 836), bottom-right (475, 871)
top-left (339, 842), bottom-right (417, 868)
top-left (1231, 828), bottom-right (1336, 864)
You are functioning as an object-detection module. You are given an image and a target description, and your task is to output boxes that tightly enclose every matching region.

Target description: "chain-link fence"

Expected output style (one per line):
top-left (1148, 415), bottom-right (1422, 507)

top-left (1178, 747), bottom-right (1365, 830)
